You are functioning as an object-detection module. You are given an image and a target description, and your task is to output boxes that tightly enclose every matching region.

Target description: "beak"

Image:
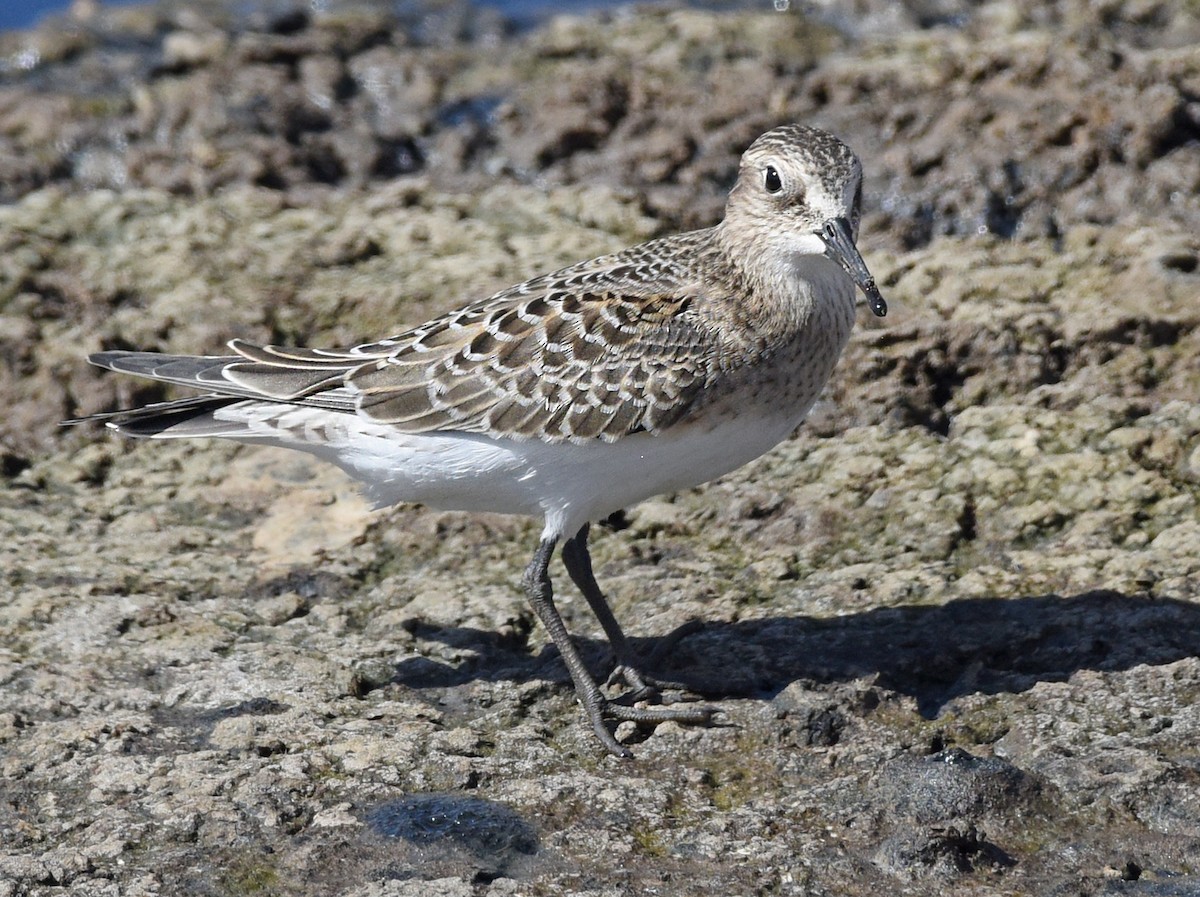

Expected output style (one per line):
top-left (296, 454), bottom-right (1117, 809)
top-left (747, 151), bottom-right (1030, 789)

top-left (817, 218), bottom-right (887, 317)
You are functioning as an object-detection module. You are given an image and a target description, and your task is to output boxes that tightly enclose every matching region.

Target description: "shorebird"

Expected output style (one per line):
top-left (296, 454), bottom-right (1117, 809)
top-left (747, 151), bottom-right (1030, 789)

top-left (70, 124), bottom-right (887, 757)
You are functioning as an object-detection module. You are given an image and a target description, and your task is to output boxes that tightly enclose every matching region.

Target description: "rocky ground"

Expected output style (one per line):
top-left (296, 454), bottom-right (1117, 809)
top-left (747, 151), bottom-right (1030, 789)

top-left (2, 0), bottom-right (1200, 895)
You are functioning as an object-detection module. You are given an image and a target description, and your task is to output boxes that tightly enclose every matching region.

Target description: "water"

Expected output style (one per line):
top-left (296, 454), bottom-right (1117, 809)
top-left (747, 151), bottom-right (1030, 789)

top-left (366, 793), bottom-right (539, 881)
top-left (0, 0), bottom-right (128, 32)
top-left (0, 0), bottom-right (626, 33)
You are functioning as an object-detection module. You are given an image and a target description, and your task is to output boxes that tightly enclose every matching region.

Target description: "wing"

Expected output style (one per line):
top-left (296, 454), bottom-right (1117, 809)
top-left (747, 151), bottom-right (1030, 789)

top-left (80, 351), bottom-right (358, 410)
top-left (80, 230), bottom-right (743, 444)
top-left (222, 231), bottom-right (736, 444)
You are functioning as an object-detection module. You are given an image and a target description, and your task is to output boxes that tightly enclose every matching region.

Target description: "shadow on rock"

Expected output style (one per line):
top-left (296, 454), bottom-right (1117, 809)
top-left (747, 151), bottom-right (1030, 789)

top-left (391, 590), bottom-right (1200, 717)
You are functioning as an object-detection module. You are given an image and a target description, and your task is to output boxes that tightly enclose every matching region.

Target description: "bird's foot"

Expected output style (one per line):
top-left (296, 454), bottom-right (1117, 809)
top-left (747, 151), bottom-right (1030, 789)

top-left (584, 692), bottom-right (719, 759)
top-left (605, 664), bottom-right (693, 702)
top-left (603, 619), bottom-right (709, 700)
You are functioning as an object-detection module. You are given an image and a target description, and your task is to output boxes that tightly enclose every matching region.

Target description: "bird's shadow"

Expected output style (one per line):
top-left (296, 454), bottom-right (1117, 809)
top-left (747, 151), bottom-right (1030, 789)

top-left (389, 590), bottom-right (1200, 718)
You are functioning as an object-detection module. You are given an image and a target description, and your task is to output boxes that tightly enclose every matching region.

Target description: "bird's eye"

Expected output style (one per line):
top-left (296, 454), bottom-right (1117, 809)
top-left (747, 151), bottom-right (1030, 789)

top-left (763, 165), bottom-right (782, 194)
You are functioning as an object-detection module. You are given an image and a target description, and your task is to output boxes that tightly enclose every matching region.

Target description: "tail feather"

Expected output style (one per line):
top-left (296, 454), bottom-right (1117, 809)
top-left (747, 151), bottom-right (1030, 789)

top-left (62, 395), bottom-right (245, 438)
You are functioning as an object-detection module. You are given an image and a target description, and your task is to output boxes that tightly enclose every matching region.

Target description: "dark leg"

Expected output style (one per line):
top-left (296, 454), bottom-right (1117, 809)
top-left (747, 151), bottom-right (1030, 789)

top-left (561, 524), bottom-right (706, 698)
top-left (522, 536), bottom-right (714, 758)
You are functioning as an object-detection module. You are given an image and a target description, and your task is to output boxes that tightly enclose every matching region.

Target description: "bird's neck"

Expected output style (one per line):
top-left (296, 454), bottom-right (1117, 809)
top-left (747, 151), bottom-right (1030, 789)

top-left (709, 221), bottom-right (833, 343)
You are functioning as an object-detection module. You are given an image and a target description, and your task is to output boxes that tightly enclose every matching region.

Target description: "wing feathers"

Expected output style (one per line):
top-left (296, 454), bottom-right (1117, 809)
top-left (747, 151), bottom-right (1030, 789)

top-left (90, 351), bottom-right (240, 388)
top-left (79, 228), bottom-right (733, 444)
top-left (222, 363), bottom-right (347, 400)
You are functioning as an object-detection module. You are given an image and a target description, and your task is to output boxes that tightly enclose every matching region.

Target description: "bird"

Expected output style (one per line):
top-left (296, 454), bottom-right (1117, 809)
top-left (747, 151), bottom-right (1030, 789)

top-left (68, 124), bottom-right (887, 758)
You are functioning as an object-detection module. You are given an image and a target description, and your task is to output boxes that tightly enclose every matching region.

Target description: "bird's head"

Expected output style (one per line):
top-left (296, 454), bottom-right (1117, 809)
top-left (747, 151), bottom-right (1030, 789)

top-left (725, 124), bottom-right (887, 317)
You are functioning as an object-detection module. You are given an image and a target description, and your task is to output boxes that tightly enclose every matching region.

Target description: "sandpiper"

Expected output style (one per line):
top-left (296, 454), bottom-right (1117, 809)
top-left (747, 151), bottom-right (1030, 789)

top-left (70, 124), bottom-right (887, 757)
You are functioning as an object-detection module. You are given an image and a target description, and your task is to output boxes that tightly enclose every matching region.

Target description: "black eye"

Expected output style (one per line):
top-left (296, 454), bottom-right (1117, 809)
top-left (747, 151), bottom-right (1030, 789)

top-left (763, 165), bottom-right (782, 194)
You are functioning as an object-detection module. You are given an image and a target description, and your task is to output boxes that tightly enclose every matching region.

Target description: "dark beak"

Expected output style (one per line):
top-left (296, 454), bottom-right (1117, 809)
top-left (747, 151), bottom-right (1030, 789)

top-left (817, 218), bottom-right (887, 317)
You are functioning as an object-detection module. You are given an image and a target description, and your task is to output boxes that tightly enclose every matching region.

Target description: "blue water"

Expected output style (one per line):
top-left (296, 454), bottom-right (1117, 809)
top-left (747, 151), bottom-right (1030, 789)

top-left (2, 0), bottom-right (65, 31)
top-left (0, 0), bottom-right (624, 33)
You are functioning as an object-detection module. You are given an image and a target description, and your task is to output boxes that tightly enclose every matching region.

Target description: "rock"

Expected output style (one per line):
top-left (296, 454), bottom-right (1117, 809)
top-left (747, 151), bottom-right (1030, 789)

top-left (1, 0), bottom-right (1199, 895)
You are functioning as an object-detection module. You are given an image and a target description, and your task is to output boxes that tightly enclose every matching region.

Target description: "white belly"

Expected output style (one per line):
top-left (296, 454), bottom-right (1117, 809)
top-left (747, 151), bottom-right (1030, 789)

top-left (279, 406), bottom-right (800, 540)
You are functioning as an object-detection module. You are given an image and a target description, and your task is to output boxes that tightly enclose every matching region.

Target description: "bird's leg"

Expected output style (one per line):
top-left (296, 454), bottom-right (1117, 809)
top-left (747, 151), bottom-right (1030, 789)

top-left (522, 536), bottom-right (714, 758)
top-left (561, 524), bottom-right (707, 700)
